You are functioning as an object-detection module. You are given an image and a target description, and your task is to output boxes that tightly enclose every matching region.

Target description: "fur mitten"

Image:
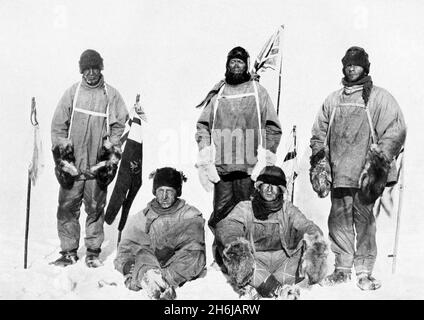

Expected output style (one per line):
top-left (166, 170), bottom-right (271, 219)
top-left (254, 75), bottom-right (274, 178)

top-left (52, 138), bottom-right (79, 189)
top-left (358, 144), bottom-right (391, 205)
top-left (195, 145), bottom-right (220, 192)
top-left (89, 141), bottom-right (122, 190)
top-left (140, 269), bottom-right (176, 300)
top-left (309, 149), bottom-right (332, 198)
top-left (301, 233), bottom-right (329, 285)
top-left (222, 238), bottom-right (255, 289)
top-left (251, 147), bottom-right (276, 181)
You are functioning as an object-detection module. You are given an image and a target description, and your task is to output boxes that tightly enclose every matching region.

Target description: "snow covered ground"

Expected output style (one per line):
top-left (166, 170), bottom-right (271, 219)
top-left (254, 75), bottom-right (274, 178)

top-left (1, 0), bottom-right (424, 300)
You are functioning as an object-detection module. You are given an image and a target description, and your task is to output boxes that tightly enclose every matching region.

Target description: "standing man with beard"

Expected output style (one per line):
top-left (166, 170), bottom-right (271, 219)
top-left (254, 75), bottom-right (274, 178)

top-left (195, 46), bottom-right (282, 266)
top-left (310, 46), bottom-right (406, 290)
top-left (51, 49), bottom-right (128, 267)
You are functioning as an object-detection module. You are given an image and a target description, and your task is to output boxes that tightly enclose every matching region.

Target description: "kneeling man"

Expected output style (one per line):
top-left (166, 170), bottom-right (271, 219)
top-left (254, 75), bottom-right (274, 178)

top-left (215, 166), bottom-right (328, 299)
top-left (114, 167), bottom-right (206, 300)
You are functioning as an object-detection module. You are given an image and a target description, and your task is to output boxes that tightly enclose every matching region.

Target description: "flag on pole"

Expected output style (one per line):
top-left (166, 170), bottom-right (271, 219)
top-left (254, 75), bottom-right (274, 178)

top-left (105, 94), bottom-right (145, 232)
top-left (252, 25), bottom-right (284, 114)
top-left (281, 125), bottom-right (298, 203)
top-left (252, 25), bottom-right (284, 75)
top-left (28, 97), bottom-right (44, 186)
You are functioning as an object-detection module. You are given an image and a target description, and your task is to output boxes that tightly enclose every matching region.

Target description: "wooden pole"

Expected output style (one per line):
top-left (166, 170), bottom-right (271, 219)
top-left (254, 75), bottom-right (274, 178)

top-left (291, 125), bottom-right (297, 203)
top-left (24, 172), bottom-right (31, 269)
top-left (391, 151), bottom-right (405, 274)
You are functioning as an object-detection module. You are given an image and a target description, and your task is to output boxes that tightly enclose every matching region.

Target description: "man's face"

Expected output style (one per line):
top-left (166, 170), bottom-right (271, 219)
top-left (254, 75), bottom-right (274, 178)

top-left (83, 68), bottom-right (101, 85)
top-left (155, 186), bottom-right (177, 209)
top-left (259, 183), bottom-right (280, 202)
top-left (344, 65), bottom-right (364, 82)
top-left (228, 58), bottom-right (247, 75)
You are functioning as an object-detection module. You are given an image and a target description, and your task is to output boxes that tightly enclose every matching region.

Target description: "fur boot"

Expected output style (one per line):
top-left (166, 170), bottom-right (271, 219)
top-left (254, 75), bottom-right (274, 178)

top-left (301, 233), bottom-right (329, 285)
top-left (309, 149), bottom-right (332, 198)
top-left (52, 138), bottom-right (79, 189)
top-left (222, 238), bottom-right (255, 290)
top-left (89, 141), bottom-right (121, 190)
top-left (358, 144), bottom-right (391, 205)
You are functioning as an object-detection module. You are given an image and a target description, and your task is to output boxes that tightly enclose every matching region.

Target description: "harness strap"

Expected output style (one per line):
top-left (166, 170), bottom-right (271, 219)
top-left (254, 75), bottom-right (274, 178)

top-left (212, 82), bottom-right (262, 143)
top-left (68, 81), bottom-right (81, 139)
top-left (67, 81), bottom-right (110, 140)
top-left (325, 90), bottom-right (377, 146)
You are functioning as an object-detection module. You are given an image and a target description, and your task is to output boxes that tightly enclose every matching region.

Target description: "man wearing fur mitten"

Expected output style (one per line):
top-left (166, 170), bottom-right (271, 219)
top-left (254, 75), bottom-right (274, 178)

top-left (195, 46), bottom-right (282, 265)
top-left (215, 166), bottom-right (328, 299)
top-left (51, 49), bottom-right (128, 267)
top-left (114, 167), bottom-right (206, 300)
top-left (310, 46), bottom-right (406, 290)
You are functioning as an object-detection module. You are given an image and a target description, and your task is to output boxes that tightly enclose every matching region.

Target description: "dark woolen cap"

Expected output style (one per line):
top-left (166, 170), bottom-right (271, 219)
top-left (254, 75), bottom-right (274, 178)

top-left (341, 46), bottom-right (370, 75)
top-left (151, 167), bottom-right (186, 197)
top-left (79, 49), bottom-right (104, 74)
top-left (227, 46), bottom-right (250, 66)
top-left (256, 166), bottom-right (287, 188)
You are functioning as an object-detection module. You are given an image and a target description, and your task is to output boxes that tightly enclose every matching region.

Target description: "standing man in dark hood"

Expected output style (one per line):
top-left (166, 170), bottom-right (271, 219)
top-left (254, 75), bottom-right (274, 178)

top-left (51, 49), bottom-right (128, 267)
top-left (310, 46), bottom-right (406, 290)
top-left (195, 46), bottom-right (282, 265)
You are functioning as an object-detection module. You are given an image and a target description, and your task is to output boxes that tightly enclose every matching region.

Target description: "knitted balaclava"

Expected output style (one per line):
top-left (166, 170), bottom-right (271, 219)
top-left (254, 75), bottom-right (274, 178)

top-left (256, 166), bottom-right (287, 190)
top-left (225, 46), bottom-right (251, 85)
top-left (79, 49), bottom-right (104, 74)
top-left (341, 46), bottom-right (370, 76)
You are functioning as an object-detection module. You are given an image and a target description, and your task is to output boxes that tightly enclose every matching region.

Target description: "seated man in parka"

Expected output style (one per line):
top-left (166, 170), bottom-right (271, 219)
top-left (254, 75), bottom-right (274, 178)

top-left (114, 167), bottom-right (206, 300)
top-left (215, 166), bottom-right (329, 299)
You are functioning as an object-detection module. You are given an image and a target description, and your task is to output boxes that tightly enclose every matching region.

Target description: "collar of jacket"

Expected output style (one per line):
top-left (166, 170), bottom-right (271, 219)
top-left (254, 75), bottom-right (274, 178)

top-left (81, 75), bottom-right (105, 90)
top-left (148, 198), bottom-right (186, 216)
top-left (343, 85), bottom-right (363, 95)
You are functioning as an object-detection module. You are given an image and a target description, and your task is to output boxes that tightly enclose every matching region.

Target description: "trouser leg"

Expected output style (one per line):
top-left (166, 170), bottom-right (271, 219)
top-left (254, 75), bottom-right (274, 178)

top-left (83, 179), bottom-right (107, 253)
top-left (209, 174), bottom-right (254, 266)
top-left (353, 190), bottom-right (377, 275)
top-left (209, 173), bottom-right (254, 228)
top-left (209, 179), bottom-right (234, 228)
top-left (272, 250), bottom-right (302, 286)
top-left (251, 251), bottom-right (273, 288)
top-left (56, 181), bottom-right (84, 253)
top-left (328, 188), bottom-right (355, 272)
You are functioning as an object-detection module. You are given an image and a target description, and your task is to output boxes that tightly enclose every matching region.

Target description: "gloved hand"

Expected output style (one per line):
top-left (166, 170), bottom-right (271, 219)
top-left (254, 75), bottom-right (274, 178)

top-left (222, 238), bottom-right (255, 289)
top-left (52, 138), bottom-right (79, 189)
top-left (123, 262), bottom-right (141, 292)
top-left (300, 233), bottom-right (329, 285)
top-left (309, 149), bottom-right (332, 198)
top-left (140, 268), bottom-right (176, 300)
top-left (195, 145), bottom-right (220, 192)
top-left (251, 146), bottom-right (276, 181)
top-left (89, 140), bottom-right (122, 190)
top-left (358, 144), bottom-right (391, 205)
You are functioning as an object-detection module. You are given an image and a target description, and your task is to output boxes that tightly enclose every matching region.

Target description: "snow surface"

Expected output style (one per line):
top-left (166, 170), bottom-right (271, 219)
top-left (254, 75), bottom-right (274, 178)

top-left (1, 0), bottom-right (424, 300)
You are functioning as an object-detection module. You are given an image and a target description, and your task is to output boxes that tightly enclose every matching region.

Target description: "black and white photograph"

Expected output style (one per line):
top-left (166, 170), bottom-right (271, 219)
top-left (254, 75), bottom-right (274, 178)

top-left (0, 0), bottom-right (423, 303)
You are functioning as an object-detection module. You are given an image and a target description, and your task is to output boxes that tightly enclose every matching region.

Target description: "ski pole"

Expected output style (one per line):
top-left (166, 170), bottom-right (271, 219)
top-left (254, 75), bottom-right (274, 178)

top-left (24, 97), bottom-right (38, 269)
top-left (24, 171), bottom-right (31, 269)
top-left (390, 150), bottom-right (405, 274)
top-left (291, 125), bottom-right (297, 203)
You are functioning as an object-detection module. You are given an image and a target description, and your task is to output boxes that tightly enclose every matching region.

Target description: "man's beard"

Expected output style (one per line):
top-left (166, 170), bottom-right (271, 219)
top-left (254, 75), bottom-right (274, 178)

top-left (225, 68), bottom-right (251, 85)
